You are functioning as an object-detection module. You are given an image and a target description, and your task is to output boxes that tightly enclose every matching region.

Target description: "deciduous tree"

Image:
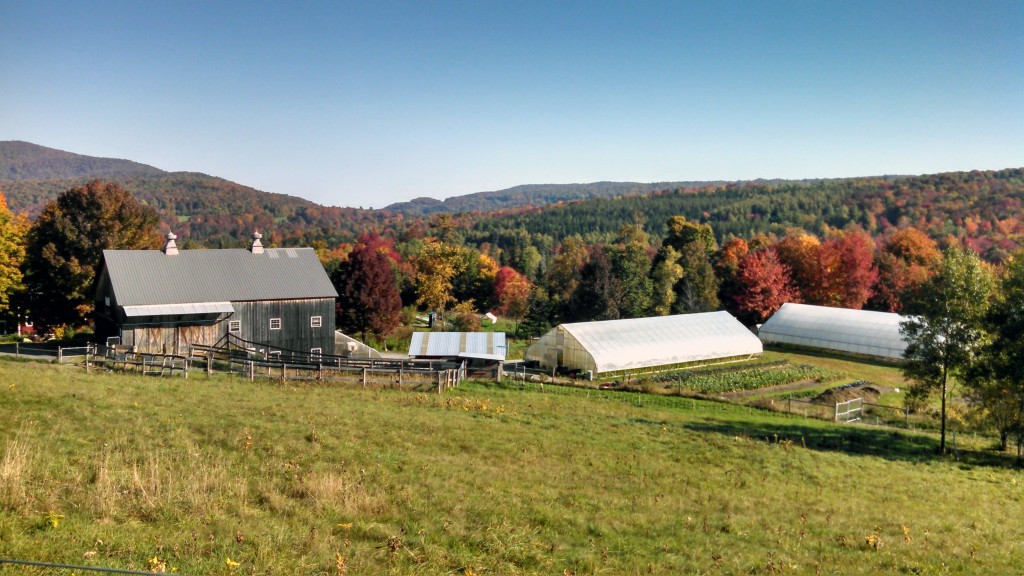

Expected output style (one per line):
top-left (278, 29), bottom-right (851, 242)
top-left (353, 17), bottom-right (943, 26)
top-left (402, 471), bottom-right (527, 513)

top-left (23, 180), bottom-right (162, 330)
top-left (333, 236), bottom-right (403, 345)
top-left (732, 247), bottom-right (800, 324)
top-left (607, 223), bottom-right (652, 319)
top-left (901, 244), bottom-right (994, 454)
top-left (494, 266), bottom-right (532, 327)
top-left (414, 239), bottom-right (466, 329)
top-left (0, 191), bottom-right (27, 318)
top-left (674, 240), bottom-right (720, 313)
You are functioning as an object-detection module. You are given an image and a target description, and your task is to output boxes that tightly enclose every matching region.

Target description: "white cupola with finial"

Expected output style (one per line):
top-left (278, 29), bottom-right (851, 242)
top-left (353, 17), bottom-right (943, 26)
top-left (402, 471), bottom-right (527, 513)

top-left (250, 231), bottom-right (264, 254)
top-left (162, 231), bottom-right (179, 256)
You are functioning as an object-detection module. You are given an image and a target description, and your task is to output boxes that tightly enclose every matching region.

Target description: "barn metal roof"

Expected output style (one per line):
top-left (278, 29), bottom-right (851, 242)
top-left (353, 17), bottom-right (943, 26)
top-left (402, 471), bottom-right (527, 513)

top-left (101, 248), bottom-right (338, 306)
top-left (408, 332), bottom-right (507, 359)
top-left (758, 303), bottom-right (908, 360)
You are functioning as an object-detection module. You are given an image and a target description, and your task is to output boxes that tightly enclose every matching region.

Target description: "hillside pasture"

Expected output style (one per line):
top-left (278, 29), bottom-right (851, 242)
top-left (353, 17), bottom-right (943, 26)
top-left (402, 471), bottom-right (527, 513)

top-left (1, 359), bottom-right (1023, 575)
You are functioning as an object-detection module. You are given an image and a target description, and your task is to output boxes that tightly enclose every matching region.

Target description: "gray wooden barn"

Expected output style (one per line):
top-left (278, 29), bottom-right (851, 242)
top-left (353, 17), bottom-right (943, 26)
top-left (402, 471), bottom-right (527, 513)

top-left (94, 232), bottom-right (338, 356)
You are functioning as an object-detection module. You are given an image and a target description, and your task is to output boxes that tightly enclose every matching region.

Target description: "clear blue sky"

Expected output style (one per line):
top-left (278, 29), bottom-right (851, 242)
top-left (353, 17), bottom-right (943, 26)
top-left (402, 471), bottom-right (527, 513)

top-left (2, 1), bottom-right (1022, 208)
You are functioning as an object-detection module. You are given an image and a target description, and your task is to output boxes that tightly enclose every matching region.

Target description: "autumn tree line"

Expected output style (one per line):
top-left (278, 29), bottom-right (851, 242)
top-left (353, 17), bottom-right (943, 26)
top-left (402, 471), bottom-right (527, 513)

top-left (5, 180), bottom-right (1024, 454)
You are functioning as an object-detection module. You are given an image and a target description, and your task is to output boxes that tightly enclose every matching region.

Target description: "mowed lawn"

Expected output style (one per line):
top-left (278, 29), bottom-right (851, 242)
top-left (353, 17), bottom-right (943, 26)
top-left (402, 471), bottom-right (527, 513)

top-left (2, 360), bottom-right (1024, 575)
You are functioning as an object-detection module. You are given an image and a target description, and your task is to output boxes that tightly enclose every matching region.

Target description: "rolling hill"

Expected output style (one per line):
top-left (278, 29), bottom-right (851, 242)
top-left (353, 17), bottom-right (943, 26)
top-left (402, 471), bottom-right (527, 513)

top-left (0, 141), bottom-right (387, 246)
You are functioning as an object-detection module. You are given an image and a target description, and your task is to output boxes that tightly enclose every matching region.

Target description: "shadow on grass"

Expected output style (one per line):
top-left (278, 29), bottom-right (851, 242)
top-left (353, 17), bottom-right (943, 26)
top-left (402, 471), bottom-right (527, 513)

top-left (683, 418), bottom-right (1014, 469)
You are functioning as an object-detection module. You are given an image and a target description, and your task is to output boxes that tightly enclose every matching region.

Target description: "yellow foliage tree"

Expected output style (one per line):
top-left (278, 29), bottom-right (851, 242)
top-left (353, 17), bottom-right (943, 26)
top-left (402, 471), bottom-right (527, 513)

top-left (0, 191), bottom-right (27, 316)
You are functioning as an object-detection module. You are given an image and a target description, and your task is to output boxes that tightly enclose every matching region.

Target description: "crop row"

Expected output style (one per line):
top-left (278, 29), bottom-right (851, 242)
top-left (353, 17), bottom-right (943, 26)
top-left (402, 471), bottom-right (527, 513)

top-left (653, 364), bottom-right (845, 394)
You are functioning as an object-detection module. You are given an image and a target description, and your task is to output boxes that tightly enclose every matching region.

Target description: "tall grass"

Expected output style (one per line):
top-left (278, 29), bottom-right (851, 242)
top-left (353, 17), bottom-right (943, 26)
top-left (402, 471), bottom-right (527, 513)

top-left (0, 359), bottom-right (1021, 574)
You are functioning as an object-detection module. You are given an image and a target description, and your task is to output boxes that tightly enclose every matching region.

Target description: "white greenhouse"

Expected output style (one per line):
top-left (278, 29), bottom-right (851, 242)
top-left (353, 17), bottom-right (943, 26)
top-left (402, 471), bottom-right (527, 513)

top-left (524, 311), bottom-right (763, 376)
top-left (757, 303), bottom-right (908, 360)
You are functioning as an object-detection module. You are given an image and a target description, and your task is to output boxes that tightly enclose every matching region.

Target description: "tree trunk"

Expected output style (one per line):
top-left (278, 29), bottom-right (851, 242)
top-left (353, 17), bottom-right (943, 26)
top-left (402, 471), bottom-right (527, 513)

top-left (939, 362), bottom-right (948, 455)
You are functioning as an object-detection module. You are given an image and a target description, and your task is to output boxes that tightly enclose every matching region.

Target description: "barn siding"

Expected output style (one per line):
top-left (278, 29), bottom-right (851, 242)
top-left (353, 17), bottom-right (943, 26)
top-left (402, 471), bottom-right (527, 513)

top-left (230, 298), bottom-right (335, 356)
top-left (111, 298), bottom-right (335, 356)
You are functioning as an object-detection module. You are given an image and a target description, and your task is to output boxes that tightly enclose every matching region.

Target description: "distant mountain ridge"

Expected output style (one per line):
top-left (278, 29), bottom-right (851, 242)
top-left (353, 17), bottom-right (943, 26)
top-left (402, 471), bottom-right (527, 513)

top-left (384, 181), bottom-right (733, 214)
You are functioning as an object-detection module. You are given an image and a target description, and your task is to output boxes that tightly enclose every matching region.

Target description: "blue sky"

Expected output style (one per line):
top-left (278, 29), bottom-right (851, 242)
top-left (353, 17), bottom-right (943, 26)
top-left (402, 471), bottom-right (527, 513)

top-left (2, 1), bottom-right (1021, 208)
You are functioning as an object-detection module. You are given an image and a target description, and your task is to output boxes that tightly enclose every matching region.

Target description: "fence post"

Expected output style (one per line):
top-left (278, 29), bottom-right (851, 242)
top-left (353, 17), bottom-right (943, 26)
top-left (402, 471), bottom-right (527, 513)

top-left (15, 342), bottom-right (18, 358)
top-left (250, 361), bottom-right (255, 382)
top-left (437, 372), bottom-right (442, 394)
top-left (399, 367), bottom-right (403, 386)
top-left (362, 368), bottom-right (367, 388)
top-left (58, 347), bottom-right (63, 364)
top-left (318, 362), bottom-right (323, 382)
top-left (207, 354), bottom-right (212, 376)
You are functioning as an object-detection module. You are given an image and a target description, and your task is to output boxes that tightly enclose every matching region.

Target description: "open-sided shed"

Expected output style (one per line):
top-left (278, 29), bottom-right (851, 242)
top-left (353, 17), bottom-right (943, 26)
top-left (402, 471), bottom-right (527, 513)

top-left (757, 302), bottom-right (908, 360)
top-left (408, 331), bottom-right (507, 362)
top-left (524, 311), bottom-right (762, 376)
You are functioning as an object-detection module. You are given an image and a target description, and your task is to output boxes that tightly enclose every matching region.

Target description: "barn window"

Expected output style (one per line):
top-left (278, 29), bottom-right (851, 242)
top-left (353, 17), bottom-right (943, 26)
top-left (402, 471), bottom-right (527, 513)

top-left (270, 318), bottom-right (282, 330)
top-left (268, 350), bottom-right (281, 360)
top-left (310, 315), bottom-right (322, 328)
top-left (310, 348), bottom-right (322, 361)
top-left (229, 320), bottom-right (241, 332)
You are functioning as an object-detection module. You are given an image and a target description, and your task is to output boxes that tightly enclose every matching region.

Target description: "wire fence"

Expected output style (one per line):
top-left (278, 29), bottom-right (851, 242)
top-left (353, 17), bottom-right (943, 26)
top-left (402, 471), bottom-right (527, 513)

top-left (0, 557), bottom-right (178, 575)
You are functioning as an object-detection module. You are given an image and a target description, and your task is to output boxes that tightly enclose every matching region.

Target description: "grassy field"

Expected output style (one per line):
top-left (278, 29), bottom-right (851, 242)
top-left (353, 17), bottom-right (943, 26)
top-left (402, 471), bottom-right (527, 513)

top-left (2, 358), bottom-right (1024, 575)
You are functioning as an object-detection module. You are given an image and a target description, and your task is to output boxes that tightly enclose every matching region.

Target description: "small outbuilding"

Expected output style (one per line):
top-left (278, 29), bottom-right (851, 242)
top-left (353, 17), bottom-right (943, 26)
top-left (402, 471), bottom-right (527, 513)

top-left (757, 302), bottom-right (908, 360)
top-left (408, 331), bottom-right (507, 362)
top-left (524, 311), bottom-right (762, 377)
top-left (94, 232), bottom-right (338, 356)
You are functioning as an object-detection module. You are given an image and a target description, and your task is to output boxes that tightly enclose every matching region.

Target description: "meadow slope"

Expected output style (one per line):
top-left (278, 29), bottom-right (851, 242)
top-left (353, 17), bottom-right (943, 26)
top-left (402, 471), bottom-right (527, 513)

top-left (1, 361), bottom-right (1023, 575)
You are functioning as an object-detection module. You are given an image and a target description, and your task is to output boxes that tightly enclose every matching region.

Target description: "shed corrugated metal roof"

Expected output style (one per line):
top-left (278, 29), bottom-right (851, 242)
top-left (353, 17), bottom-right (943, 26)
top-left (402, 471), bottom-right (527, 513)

top-left (408, 332), bottom-right (507, 359)
top-left (559, 311), bottom-right (762, 373)
top-left (102, 248), bottom-right (338, 306)
top-left (758, 303), bottom-right (908, 360)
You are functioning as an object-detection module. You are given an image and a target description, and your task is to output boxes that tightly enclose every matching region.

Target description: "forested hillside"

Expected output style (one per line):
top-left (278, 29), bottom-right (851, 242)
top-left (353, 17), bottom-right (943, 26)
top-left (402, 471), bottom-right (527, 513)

top-left (468, 169), bottom-right (1024, 263)
top-left (385, 180), bottom-right (730, 214)
top-left (0, 140), bottom-right (164, 180)
top-left (0, 142), bottom-right (392, 246)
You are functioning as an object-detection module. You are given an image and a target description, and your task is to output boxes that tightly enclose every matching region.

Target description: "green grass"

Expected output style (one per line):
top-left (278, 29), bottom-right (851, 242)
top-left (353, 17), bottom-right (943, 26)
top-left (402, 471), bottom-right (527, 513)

top-left (2, 359), bottom-right (1024, 575)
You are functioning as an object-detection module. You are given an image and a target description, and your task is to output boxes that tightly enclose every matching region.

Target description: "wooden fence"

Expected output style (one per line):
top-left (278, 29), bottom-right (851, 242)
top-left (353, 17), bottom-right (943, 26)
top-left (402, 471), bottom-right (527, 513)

top-left (80, 340), bottom-right (468, 392)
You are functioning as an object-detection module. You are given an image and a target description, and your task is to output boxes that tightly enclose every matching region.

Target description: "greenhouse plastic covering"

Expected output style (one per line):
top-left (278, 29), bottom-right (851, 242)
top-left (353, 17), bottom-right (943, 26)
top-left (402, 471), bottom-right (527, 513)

top-left (528, 311), bottom-right (762, 374)
top-left (757, 303), bottom-right (908, 360)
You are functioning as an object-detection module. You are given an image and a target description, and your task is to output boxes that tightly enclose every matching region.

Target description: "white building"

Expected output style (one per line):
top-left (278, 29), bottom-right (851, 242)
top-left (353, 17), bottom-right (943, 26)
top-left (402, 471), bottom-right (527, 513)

top-left (757, 302), bottom-right (908, 360)
top-left (525, 311), bottom-right (762, 376)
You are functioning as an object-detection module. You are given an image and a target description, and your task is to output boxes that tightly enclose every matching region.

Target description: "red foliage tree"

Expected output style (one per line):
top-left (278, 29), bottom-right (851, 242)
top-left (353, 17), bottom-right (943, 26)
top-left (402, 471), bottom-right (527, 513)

top-left (494, 266), bottom-right (533, 321)
top-left (332, 239), bottom-right (402, 344)
top-left (869, 228), bottom-right (941, 312)
top-left (733, 247), bottom-right (800, 324)
top-left (817, 229), bottom-right (879, 309)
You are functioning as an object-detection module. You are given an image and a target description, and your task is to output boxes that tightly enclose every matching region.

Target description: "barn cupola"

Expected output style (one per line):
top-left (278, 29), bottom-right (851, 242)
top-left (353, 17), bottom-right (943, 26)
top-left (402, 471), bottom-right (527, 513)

top-left (162, 231), bottom-right (179, 256)
top-left (250, 231), bottom-right (264, 254)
